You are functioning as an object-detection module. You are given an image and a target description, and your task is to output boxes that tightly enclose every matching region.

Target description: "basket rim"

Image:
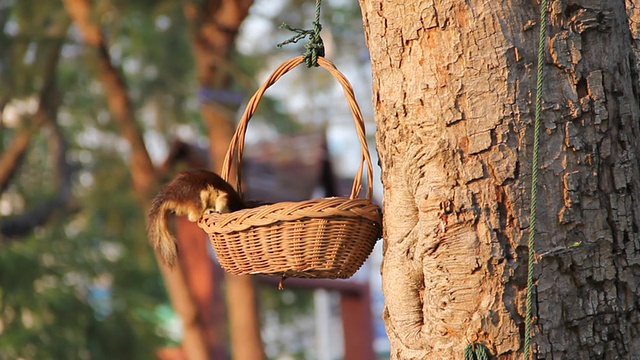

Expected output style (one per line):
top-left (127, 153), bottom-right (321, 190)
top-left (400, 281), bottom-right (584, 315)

top-left (198, 196), bottom-right (382, 234)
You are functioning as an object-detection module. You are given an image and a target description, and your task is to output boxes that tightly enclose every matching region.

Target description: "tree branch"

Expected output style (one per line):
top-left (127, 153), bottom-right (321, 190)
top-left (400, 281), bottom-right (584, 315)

top-left (0, 28), bottom-right (76, 241)
top-left (0, 126), bottom-right (33, 194)
top-left (63, 2), bottom-right (214, 359)
top-left (0, 122), bottom-right (75, 238)
top-left (185, 0), bottom-right (254, 171)
top-left (63, 0), bottom-right (157, 198)
top-left (184, 2), bottom-right (265, 359)
top-left (0, 25), bottom-right (67, 194)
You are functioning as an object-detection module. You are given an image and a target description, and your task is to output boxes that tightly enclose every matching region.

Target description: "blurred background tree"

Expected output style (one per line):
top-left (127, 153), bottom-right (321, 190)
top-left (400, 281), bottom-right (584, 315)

top-left (0, 0), bottom-right (377, 359)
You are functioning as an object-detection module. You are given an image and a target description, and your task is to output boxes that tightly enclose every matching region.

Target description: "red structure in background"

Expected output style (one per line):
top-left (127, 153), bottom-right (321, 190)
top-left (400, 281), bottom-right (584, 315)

top-left (174, 216), bottom-right (228, 359)
top-left (157, 140), bottom-right (229, 360)
top-left (163, 134), bottom-right (377, 359)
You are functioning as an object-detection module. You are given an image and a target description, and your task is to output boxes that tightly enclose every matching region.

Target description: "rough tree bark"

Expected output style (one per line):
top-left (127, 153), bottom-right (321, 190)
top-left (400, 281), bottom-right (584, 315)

top-left (359, 0), bottom-right (640, 359)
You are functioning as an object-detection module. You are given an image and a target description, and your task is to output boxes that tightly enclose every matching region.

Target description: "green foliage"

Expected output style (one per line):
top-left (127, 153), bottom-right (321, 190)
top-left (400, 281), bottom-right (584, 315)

top-left (0, 152), bottom-right (166, 360)
top-left (0, 1), bottom-right (69, 100)
top-left (2, 0), bottom-right (196, 354)
top-left (1, 0), bottom-right (199, 356)
top-left (1, 0), bottom-right (374, 358)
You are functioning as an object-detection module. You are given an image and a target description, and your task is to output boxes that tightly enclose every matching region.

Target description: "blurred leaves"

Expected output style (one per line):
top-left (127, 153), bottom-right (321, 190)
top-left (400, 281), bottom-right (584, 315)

top-left (0, 150), bottom-right (165, 359)
top-left (0, 0), bottom-right (370, 358)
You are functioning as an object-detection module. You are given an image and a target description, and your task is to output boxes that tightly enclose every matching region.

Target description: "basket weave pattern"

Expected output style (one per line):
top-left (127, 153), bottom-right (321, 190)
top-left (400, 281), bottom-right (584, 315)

top-left (199, 198), bottom-right (381, 278)
top-left (198, 56), bottom-right (382, 279)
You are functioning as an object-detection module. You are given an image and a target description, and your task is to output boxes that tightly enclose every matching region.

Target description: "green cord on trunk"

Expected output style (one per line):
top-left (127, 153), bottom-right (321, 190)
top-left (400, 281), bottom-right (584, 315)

top-left (464, 344), bottom-right (489, 360)
top-left (465, 1), bottom-right (547, 358)
top-left (525, 0), bottom-right (548, 358)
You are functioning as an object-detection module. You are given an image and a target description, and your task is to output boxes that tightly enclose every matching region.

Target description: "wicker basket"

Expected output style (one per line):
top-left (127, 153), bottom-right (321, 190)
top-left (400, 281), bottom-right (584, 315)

top-left (198, 56), bottom-right (382, 279)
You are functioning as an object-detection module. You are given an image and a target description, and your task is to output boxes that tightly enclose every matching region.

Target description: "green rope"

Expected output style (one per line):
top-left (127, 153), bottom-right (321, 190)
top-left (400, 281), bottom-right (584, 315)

top-left (525, 0), bottom-right (548, 358)
top-left (464, 344), bottom-right (489, 360)
top-left (277, 0), bottom-right (325, 67)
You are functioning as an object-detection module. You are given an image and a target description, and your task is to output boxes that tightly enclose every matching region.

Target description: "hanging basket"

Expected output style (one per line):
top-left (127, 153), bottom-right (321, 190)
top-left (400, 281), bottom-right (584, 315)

top-left (198, 56), bottom-right (382, 279)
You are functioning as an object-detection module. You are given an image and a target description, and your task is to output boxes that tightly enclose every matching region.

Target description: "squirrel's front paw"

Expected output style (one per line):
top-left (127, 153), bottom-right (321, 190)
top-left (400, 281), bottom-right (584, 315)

top-left (203, 208), bottom-right (221, 216)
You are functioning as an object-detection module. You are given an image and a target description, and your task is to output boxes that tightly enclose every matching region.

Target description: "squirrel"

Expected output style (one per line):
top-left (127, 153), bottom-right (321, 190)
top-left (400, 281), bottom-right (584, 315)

top-left (147, 168), bottom-right (244, 268)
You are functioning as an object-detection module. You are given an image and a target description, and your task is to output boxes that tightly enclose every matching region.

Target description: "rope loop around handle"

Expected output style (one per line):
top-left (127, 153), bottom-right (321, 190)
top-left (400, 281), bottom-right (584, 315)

top-left (221, 55), bottom-right (374, 200)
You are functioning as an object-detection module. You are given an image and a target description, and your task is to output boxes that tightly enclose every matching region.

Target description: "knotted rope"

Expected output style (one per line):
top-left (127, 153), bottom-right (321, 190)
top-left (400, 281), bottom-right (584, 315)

top-left (277, 0), bottom-right (324, 67)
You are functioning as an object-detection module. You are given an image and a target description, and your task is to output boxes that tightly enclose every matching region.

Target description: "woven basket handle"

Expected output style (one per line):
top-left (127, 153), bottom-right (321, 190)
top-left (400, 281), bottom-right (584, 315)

top-left (221, 56), bottom-right (374, 200)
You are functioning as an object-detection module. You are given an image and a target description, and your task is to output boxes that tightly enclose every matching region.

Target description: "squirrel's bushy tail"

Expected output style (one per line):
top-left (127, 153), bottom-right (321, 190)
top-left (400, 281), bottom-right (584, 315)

top-left (147, 198), bottom-right (179, 268)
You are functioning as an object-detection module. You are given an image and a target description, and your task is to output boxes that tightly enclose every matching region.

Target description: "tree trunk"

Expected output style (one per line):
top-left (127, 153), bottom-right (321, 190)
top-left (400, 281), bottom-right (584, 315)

top-left (185, 1), bottom-right (266, 359)
top-left (63, 2), bottom-right (210, 359)
top-left (359, 0), bottom-right (640, 359)
top-left (184, 0), bottom-right (252, 171)
top-left (62, 0), bottom-right (156, 199)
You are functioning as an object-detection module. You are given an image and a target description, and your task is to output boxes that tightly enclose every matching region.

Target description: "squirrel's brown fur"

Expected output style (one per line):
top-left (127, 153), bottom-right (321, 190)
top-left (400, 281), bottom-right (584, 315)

top-left (148, 169), bottom-right (244, 267)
